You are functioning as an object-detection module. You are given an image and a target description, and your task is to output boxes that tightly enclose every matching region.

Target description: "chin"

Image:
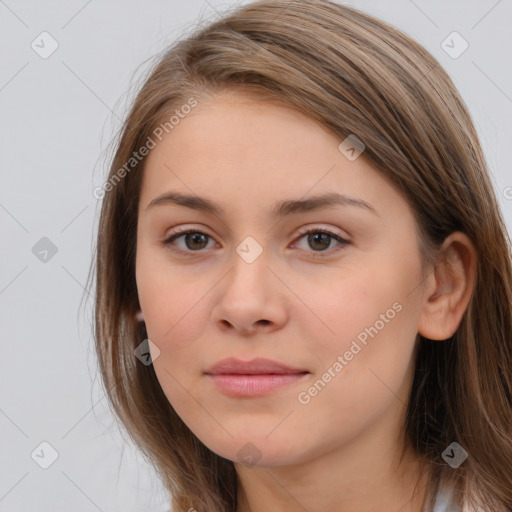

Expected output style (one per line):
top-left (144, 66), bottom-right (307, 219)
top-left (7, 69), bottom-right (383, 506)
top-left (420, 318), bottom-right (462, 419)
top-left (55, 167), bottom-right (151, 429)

top-left (198, 432), bottom-right (307, 468)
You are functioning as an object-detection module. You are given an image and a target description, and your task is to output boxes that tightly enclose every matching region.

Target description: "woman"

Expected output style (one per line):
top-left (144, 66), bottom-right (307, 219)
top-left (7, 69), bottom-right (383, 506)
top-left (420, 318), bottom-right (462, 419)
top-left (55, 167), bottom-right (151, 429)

top-left (88, 1), bottom-right (512, 510)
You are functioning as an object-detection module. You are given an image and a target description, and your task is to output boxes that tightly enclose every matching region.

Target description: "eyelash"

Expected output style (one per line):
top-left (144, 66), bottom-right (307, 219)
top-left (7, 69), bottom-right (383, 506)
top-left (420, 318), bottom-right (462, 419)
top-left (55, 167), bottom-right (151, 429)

top-left (160, 226), bottom-right (350, 258)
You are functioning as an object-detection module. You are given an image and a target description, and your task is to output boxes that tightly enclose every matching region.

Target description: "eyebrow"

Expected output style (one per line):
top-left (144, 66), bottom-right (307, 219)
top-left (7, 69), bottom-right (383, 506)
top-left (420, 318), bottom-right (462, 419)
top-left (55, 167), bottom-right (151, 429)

top-left (145, 191), bottom-right (378, 217)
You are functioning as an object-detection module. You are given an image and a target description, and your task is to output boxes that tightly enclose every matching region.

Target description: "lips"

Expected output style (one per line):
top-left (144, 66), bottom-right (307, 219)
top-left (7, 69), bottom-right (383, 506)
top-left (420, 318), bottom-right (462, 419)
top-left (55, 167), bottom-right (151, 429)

top-left (204, 357), bottom-right (310, 397)
top-left (204, 357), bottom-right (309, 376)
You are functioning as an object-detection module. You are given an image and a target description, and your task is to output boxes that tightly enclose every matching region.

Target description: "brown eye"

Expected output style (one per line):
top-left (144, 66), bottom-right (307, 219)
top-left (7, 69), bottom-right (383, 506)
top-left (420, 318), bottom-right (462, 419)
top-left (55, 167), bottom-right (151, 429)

top-left (160, 227), bottom-right (349, 258)
top-left (162, 230), bottom-right (215, 252)
top-left (294, 229), bottom-right (349, 255)
top-left (307, 232), bottom-right (333, 251)
top-left (183, 232), bottom-right (209, 250)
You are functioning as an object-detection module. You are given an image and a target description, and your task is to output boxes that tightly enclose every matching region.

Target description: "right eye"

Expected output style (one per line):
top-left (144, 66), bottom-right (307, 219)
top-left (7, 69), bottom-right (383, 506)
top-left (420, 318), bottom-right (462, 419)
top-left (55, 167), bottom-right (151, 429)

top-left (161, 229), bottom-right (217, 253)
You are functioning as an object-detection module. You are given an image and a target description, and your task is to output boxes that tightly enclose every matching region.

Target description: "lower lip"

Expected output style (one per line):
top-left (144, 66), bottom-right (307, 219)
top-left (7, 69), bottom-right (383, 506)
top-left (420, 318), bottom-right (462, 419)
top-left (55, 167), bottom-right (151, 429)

top-left (207, 373), bottom-right (309, 397)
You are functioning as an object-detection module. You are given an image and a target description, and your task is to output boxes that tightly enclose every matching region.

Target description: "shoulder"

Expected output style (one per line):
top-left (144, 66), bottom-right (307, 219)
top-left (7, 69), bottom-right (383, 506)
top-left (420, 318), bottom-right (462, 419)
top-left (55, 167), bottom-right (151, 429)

top-left (432, 483), bottom-right (460, 512)
top-left (433, 481), bottom-right (510, 512)
top-left (462, 501), bottom-right (508, 512)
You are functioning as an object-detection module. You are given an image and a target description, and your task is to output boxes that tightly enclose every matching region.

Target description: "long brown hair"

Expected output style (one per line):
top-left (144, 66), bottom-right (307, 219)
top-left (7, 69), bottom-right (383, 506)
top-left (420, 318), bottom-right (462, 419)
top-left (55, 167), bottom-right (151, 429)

top-left (86, 1), bottom-right (512, 510)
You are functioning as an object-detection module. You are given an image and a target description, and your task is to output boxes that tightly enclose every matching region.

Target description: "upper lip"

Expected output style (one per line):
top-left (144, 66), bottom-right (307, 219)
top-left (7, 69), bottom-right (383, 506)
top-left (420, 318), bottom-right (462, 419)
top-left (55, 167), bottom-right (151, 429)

top-left (205, 357), bottom-right (309, 375)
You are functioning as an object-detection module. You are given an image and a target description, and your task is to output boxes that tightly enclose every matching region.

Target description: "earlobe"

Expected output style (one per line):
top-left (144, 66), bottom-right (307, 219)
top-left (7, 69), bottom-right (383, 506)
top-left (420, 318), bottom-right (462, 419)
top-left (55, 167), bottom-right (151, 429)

top-left (417, 232), bottom-right (477, 341)
top-left (135, 309), bottom-right (145, 322)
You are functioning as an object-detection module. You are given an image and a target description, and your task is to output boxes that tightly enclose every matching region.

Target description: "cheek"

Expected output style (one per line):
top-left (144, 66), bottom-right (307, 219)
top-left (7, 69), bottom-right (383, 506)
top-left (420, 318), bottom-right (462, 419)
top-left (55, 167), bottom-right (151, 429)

top-left (299, 261), bottom-right (418, 402)
top-left (292, 294), bottom-right (416, 454)
top-left (136, 250), bottom-right (209, 348)
top-left (303, 266), bottom-right (398, 355)
top-left (136, 261), bottom-right (210, 424)
top-left (135, 255), bottom-right (222, 421)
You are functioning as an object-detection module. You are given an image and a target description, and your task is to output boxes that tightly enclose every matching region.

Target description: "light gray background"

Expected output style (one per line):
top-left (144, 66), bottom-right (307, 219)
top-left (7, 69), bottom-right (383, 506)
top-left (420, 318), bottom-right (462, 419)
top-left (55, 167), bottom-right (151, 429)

top-left (1, 1), bottom-right (511, 511)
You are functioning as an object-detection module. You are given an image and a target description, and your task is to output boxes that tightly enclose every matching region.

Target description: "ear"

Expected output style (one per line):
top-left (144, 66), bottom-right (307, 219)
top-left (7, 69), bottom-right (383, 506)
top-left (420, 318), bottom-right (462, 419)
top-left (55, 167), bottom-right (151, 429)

top-left (135, 308), bottom-right (145, 322)
top-left (418, 232), bottom-right (477, 341)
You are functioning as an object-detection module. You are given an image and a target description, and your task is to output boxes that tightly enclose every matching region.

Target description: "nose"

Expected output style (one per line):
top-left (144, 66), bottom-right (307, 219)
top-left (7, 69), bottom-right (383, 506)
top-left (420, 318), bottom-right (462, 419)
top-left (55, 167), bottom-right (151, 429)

top-left (211, 248), bottom-right (288, 336)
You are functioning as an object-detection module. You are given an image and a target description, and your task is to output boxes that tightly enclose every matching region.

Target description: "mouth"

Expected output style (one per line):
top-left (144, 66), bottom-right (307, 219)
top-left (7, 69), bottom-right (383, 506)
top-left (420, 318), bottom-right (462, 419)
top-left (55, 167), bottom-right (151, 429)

top-left (206, 373), bottom-right (310, 396)
top-left (204, 357), bottom-right (310, 397)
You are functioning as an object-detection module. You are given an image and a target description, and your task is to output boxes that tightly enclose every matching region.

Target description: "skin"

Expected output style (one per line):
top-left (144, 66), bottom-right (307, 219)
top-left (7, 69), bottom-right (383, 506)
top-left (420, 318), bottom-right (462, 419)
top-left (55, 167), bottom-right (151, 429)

top-left (135, 90), bottom-right (477, 512)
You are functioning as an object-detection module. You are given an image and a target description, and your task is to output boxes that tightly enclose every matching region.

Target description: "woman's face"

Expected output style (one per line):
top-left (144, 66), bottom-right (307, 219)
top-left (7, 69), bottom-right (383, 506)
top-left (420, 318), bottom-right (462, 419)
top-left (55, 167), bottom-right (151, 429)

top-left (135, 91), bottom-right (428, 468)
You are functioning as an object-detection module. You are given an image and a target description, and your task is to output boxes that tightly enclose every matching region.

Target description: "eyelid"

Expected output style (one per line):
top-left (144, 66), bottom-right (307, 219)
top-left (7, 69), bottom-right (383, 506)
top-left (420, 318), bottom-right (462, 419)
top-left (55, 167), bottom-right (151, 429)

top-left (289, 225), bottom-right (350, 258)
top-left (293, 223), bottom-right (349, 240)
top-left (161, 223), bottom-right (351, 256)
top-left (160, 224), bottom-right (218, 252)
top-left (163, 224), bottom-right (213, 239)
top-left (163, 223), bottom-right (349, 241)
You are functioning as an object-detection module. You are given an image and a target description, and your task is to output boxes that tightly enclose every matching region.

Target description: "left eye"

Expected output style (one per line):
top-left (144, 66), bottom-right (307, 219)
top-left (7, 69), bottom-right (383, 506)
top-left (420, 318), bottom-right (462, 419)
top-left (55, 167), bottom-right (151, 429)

top-left (161, 228), bottom-right (349, 255)
top-left (293, 229), bottom-right (349, 253)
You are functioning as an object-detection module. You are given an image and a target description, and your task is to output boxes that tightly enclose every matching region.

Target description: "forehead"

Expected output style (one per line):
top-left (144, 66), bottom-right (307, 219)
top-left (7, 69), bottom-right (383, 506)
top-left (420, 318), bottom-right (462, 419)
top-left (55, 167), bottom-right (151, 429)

top-left (148, 92), bottom-right (336, 163)
top-left (138, 92), bottom-right (405, 222)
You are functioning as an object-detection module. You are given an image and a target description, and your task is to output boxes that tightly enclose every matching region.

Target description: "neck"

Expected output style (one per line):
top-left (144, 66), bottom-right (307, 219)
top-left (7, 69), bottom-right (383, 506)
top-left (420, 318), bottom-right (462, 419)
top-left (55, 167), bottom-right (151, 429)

top-left (235, 430), bottom-right (431, 512)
